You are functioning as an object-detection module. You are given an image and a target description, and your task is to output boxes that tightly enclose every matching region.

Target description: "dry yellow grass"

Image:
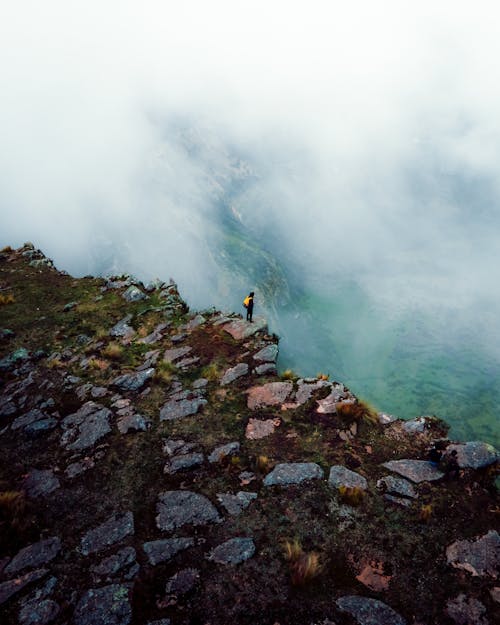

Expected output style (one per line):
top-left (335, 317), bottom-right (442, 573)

top-left (201, 362), bottom-right (221, 382)
top-left (281, 369), bottom-right (296, 380)
top-left (419, 504), bottom-right (433, 522)
top-left (338, 485), bottom-right (365, 506)
top-left (87, 357), bottom-right (109, 371)
top-left (283, 540), bottom-right (322, 586)
top-left (0, 293), bottom-right (15, 305)
top-left (102, 342), bottom-right (124, 360)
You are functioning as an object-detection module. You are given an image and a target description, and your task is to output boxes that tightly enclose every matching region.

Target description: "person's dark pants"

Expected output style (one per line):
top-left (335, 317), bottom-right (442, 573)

top-left (246, 306), bottom-right (253, 322)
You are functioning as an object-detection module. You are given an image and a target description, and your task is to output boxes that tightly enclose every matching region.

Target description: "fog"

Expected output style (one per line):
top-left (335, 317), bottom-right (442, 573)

top-left (1, 2), bottom-right (500, 441)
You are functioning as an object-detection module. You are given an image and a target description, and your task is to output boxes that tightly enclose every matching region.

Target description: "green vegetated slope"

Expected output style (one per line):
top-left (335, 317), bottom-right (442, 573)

top-left (0, 244), bottom-right (498, 625)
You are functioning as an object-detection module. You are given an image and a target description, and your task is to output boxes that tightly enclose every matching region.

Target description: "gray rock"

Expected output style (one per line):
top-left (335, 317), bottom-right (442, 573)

top-left (446, 441), bottom-right (499, 469)
top-left (74, 585), bottom-right (131, 625)
top-left (143, 537), bottom-right (194, 566)
top-left (117, 413), bottom-right (150, 434)
top-left (208, 537), bottom-right (255, 565)
top-left (446, 530), bottom-right (500, 577)
top-left (208, 442), bottom-right (240, 463)
top-left (63, 301), bottom-right (78, 312)
top-left (0, 347), bottom-right (30, 371)
top-left (65, 458), bottom-right (95, 479)
top-left (156, 491), bottom-right (221, 532)
top-left (122, 286), bottom-right (147, 302)
top-left (171, 333), bottom-right (187, 343)
top-left (254, 363), bottom-right (277, 376)
top-left (175, 356), bottom-right (200, 370)
top-left (144, 278), bottom-right (166, 292)
top-left (216, 492), bottom-right (257, 516)
top-left (61, 402), bottom-right (112, 451)
top-left (253, 344), bottom-right (278, 362)
top-left (446, 594), bottom-right (489, 625)
top-left (382, 459), bottom-right (444, 483)
top-left (164, 452), bottom-right (204, 474)
top-left (159, 397), bottom-right (207, 421)
top-left (220, 362), bottom-right (249, 385)
top-left (0, 569), bottom-right (48, 605)
top-left (336, 595), bottom-right (407, 625)
top-left (315, 383), bottom-right (351, 413)
top-left (5, 537), bottom-right (61, 575)
top-left (12, 409), bottom-right (47, 431)
top-left (377, 476), bottom-right (417, 499)
top-left (263, 463), bottom-right (324, 486)
top-left (0, 397), bottom-right (17, 417)
top-left (112, 368), bottom-right (154, 392)
top-left (401, 417), bottom-right (427, 433)
top-left (80, 511), bottom-right (134, 556)
top-left (91, 386), bottom-right (108, 399)
top-left (25, 418), bottom-right (58, 436)
top-left (378, 413), bottom-right (398, 425)
top-left (192, 378), bottom-right (208, 389)
top-left (18, 599), bottom-right (59, 625)
top-left (186, 314), bottom-right (205, 330)
top-left (165, 568), bottom-right (200, 596)
top-left (328, 466), bottom-right (368, 491)
top-left (223, 317), bottom-right (268, 340)
top-left (137, 323), bottom-right (168, 345)
top-left (162, 439), bottom-right (197, 456)
top-left (384, 494), bottom-right (412, 508)
top-left (23, 470), bottom-right (60, 498)
top-left (109, 315), bottom-right (135, 338)
top-left (163, 346), bottom-right (192, 363)
top-left (91, 547), bottom-right (137, 581)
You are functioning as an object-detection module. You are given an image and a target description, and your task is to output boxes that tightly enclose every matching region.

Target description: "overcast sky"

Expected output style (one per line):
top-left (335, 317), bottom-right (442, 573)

top-left (1, 1), bottom-right (500, 331)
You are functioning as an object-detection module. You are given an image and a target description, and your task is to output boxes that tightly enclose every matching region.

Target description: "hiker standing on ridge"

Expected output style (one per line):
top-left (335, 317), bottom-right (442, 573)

top-left (243, 291), bottom-right (254, 322)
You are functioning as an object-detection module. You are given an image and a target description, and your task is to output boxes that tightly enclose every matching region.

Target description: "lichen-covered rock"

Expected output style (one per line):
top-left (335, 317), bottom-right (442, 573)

top-left (446, 441), bottom-right (499, 469)
top-left (80, 512), bottom-right (134, 556)
top-left (223, 317), bottom-right (268, 340)
top-left (208, 538), bottom-right (255, 565)
top-left (117, 413), bottom-right (150, 434)
top-left (216, 492), bottom-right (257, 516)
top-left (60, 402), bottom-right (112, 451)
top-left (112, 368), bottom-right (154, 392)
top-left (246, 382), bottom-right (293, 409)
top-left (446, 594), bottom-right (489, 625)
top-left (208, 442), bottom-right (240, 463)
top-left (446, 530), bottom-right (500, 578)
top-left (23, 470), bottom-right (60, 498)
top-left (245, 418), bottom-right (280, 440)
top-left (73, 585), bottom-right (131, 625)
top-left (376, 476), bottom-right (417, 499)
top-left (18, 598), bottom-right (59, 625)
top-left (90, 547), bottom-right (137, 581)
top-left (329, 466), bottom-right (368, 491)
top-left (336, 595), bottom-right (407, 625)
top-left (159, 397), bottom-right (207, 421)
top-left (5, 537), bottom-right (61, 575)
top-left (156, 491), bottom-right (221, 531)
top-left (263, 463), bottom-right (324, 486)
top-left (382, 459), bottom-right (444, 483)
top-left (220, 362), bottom-right (248, 385)
top-left (143, 538), bottom-right (194, 566)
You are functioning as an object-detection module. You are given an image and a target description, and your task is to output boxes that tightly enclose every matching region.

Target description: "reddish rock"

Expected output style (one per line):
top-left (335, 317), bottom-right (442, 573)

top-left (246, 382), bottom-right (293, 410)
top-left (223, 317), bottom-right (267, 340)
top-left (245, 418), bottom-right (281, 440)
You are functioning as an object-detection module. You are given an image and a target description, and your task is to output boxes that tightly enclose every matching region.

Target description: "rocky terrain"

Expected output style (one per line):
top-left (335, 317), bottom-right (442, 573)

top-left (0, 243), bottom-right (498, 625)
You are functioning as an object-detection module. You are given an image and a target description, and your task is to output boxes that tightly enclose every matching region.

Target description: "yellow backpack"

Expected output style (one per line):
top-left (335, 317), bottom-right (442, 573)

top-left (243, 296), bottom-right (251, 308)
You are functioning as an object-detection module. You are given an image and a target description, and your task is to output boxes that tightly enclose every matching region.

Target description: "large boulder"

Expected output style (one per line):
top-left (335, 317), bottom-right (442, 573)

top-left (156, 491), bottom-right (222, 531)
top-left (263, 463), bottom-right (324, 486)
top-left (253, 344), bottom-right (278, 363)
top-left (336, 595), bottom-right (406, 625)
top-left (382, 459), bottom-right (444, 483)
top-left (446, 530), bottom-right (500, 578)
top-left (223, 317), bottom-right (268, 340)
top-left (446, 442), bottom-right (499, 469)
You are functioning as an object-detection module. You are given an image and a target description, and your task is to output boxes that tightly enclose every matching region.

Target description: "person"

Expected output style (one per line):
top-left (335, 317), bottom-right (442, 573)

top-left (428, 444), bottom-right (442, 466)
top-left (243, 291), bottom-right (254, 322)
top-left (444, 449), bottom-right (460, 480)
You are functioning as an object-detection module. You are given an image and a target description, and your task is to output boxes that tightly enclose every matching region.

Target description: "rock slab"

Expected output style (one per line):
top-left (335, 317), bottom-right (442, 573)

top-left (263, 463), bottom-right (324, 486)
top-left (247, 382), bottom-right (293, 410)
top-left (81, 512), bottom-right (134, 556)
top-left (336, 595), bottom-right (407, 625)
top-left (5, 537), bottom-right (61, 575)
top-left (446, 441), bottom-right (499, 469)
top-left (382, 459), bottom-right (444, 483)
top-left (328, 466), bottom-right (368, 491)
top-left (446, 530), bottom-right (499, 578)
top-left (156, 491), bottom-right (221, 531)
top-left (143, 538), bottom-right (194, 566)
top-left (208, 538), bottom-right (255, 565)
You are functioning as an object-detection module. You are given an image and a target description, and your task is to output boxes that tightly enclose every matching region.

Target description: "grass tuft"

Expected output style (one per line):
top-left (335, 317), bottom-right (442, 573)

top-left (419, 504), bottom-right (433, 523)
top-left (102, 342), bottom-right (124, 361)
top-left (201, 362), bottom-right (222, 382)
top-left (338, 485), bottom-right (365, 506)
top-left (154, 361), bottom-right (177, 384)
top-left (283, 539), bottom-right (322, 586)
top-left (0, 293), bottom-right (15, 305)
top-left (336, 400), bottom-right (378, 425)
top-left (281, 369), bottom-right (297, 381)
